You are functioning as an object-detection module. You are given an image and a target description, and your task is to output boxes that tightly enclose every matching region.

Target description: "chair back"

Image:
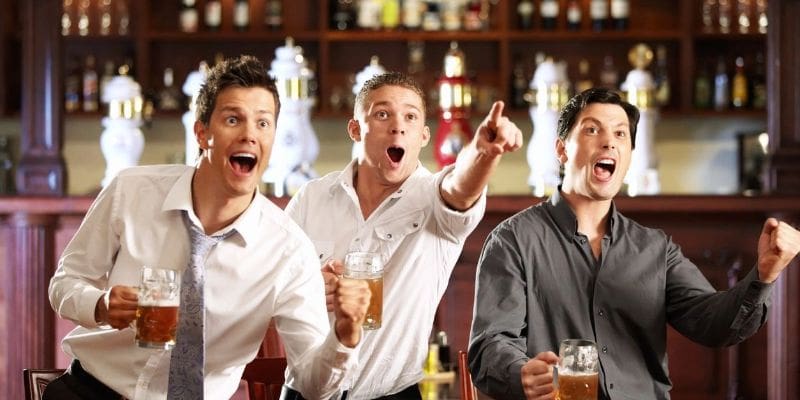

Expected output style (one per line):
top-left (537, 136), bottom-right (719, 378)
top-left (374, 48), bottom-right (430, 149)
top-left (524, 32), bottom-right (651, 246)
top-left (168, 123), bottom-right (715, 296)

top-left (241, 357), bottom-right (288, 400)
top-left (23, 368), bottom-right (65, 400)
top-left (458, 351), bottom-right (477, 400)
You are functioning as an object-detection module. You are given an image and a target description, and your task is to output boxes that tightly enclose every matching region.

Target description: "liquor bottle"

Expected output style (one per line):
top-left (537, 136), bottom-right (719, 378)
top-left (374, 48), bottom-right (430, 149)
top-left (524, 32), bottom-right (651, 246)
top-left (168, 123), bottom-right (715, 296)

top-left (653, 45), bottom-right (670, 107)
top-left (566, 0), bottom-right (582, 31)
top-left (82, 55), bottom-right (99, 112)
top-left (64, 57), bottom-right (81, 113)
top-left (718, 0), bottom-right (732, 33)
top-left (100, 60), bottom-right (115, 98)
top-left (0, 135), bottom-right (13, 195)
top-left (755, 0), bottom-right (767, 34)
top-left (357, 0), bottom-right (382, 30)
top-left (61, 0), bottom-right (74, 36)
top-left (713, 57), bottom-right (729, 110)
top-left (233, 0), bottom-right (250, 32)
top-left (421, 1), bottom-right (442, 31)
top-left (694, 63), bottom-right (712, 109)
top-left (610, 0), bottom-right (629, 30)
top-left (381, 0), bottom-right (400, 30)
top-left (731, 56), bottom-right (748, 108)
top-left (463, 0), bottom-right (483, 31)
top-left (205, 0), bottom-right (222, 31)
top-left (117, 0), bottom-right (130, 35)
top-left (331, 0), bottom-right (355, 30)
top-left (736, 0), bottom-right (751, 33)
top-left (540, 0), bottom-right (559, 30)
top-left (510, 58), bottom-right (529, 108)
top-left (575, 59), bottom-right (594, 95)
top-left (180, 0), bottom-right (199, 33)
top-left (517, 0), bottom-right (535, 30)
top-left (158, 68), bottom-right (183, 111)
top-left (402, 0), bottom-right (424, 30)
top-left (441, 0), bottom-right (462, 31)
top-left (750, 52), bottom-right (766, 109)
top-left (265, 0), bottom-right (283, 30)
top-left (590, 0), bottom-right (608, 31)
top-left (76, 0), bottom-right (90, 36)
top-left (701, 0), bottom-right (717, 33)
top-left (98, 0), bottom-right (112, 36)
top-left (599, 55), bottom-right (619, 90)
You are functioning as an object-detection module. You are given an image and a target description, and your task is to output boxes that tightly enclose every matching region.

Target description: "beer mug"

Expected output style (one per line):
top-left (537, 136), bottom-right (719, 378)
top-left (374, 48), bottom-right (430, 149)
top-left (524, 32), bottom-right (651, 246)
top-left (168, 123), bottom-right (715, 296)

top-left (343, 251), bottom-right (383, 330)
top-left (135, 266), bottom-right (180, 349)
top-left (555, 339), bottom-right (599, 400)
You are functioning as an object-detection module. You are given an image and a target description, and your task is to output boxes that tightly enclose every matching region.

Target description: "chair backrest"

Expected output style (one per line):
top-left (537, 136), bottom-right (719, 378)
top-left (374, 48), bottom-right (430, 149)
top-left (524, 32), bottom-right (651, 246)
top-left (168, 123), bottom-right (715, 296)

top-left (241, 357), bottom-right (288, 400)
top-left (458, 351), bottom-right (477, 400)
top-left (23, 368), bottom-right (65, 400)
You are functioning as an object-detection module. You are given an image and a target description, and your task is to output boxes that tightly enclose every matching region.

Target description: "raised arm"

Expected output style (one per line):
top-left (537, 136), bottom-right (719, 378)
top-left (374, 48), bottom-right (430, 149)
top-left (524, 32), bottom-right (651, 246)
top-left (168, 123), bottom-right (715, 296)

top-left (440, 101), bottom-right (523, 211)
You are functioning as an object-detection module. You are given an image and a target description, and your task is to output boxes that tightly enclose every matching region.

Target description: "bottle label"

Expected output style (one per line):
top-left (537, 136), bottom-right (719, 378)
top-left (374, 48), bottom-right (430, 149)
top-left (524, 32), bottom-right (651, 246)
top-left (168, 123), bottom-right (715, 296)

top-left (181, 10), bottom-right (199, 32)
top-left (541, 1), bottom-right (559, 18)
top-left (591, 0), bottom-right (609, 18)
top-left (611, 0), bottom-right (629, 18)
top-left (567, 6), bottom-right (582, 23)
top-left (234, 3), bottom-right (250, 28)
top-left (205, 2), bottom-right (222, 27)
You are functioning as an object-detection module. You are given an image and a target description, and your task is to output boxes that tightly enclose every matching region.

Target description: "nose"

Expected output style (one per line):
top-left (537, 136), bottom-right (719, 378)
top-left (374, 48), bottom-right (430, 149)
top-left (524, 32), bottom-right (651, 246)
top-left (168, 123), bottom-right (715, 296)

top-left (601, 131), bottom-right (617, 149)
top-left (390, 114), bottom-right (406, 135)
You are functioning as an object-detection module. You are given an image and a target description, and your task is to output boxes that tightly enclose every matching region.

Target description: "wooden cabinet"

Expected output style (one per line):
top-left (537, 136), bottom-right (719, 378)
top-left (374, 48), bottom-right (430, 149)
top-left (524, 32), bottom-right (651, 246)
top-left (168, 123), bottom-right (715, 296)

top-left (55, 0), bottom-right (766, 118)
top-left (0, 0), bottom-right (21, 116)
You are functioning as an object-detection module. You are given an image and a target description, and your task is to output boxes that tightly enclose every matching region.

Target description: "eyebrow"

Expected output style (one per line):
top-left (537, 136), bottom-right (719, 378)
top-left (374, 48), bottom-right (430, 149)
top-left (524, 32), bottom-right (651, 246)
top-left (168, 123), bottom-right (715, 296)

top-left (218, 105), bottom-right (274, 116)
top-left (372, 100), bottom-right (422, 113)
top-left (579, 116), bottom-right (628, 129)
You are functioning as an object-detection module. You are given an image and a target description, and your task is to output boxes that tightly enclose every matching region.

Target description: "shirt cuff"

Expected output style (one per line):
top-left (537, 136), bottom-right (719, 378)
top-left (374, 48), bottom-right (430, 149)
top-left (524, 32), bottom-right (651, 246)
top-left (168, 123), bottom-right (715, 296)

top-left (78, 287), bottom-right (107, 328)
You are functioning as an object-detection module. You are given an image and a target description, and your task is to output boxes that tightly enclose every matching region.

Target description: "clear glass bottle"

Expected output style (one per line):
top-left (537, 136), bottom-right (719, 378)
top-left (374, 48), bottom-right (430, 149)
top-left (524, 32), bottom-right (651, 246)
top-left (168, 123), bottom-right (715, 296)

top-left (265, 0), bottom-right (283, 30)
top-left (76, 0), bottom-right (90, 36)
top-left (610, 0), bottom-right (630, 30)
top-left (205, 0), bottom-right (222, 31)
top-left (713, 57), bottom-right (730, 110)
top-left (755, 0), bottom-right (767, 34)
top-left (116, 0), bottom-right (130, 35)
top-left (718, 0), bottom-right (732, 33)
top-left (736, 0), bottom-right (751, 33)
top-left (517, 0), bottom-right (535, 30)
top-left (98, 0), bottom-right (112, 35)
top-left (82, 55), bottom-right (99, 112)
top-left (61, 0), bottom-right (74, 36)
top-left (233, 0), bottom-right (250, 32)
top-left (701, 0), bottom-right (717, 33)
top-left (566, 0), bottom-right (582, 31)
top-left (590, 0), bottom-right (608, 31)
top-left (158, 68), bottom-right (183, 111)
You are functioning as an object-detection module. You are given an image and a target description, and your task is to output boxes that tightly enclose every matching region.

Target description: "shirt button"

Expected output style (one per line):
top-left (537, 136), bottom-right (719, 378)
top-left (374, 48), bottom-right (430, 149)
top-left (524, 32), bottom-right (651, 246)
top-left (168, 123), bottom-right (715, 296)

top-left (413, 223), bottom-right (419, 228)
top-left (354, 238), bottom-right (360, 242)
top-left (602, 346), bottom-right (608, 353)
top-left (386, 233), bottom-right (392, 239)
top-left (598, 310), bottom-right (604, 316)
top-left (610, 383), bottom-right (614, 389)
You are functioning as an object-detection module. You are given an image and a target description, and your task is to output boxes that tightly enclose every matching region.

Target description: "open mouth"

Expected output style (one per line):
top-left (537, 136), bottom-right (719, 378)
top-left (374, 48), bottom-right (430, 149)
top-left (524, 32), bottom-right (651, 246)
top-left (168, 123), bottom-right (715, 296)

top-left (593, 158), bottom-right (616, 180)
top-left (387, 146), bottom-right (405, 163)
top-left (230, 153), bottom-right (257, 174)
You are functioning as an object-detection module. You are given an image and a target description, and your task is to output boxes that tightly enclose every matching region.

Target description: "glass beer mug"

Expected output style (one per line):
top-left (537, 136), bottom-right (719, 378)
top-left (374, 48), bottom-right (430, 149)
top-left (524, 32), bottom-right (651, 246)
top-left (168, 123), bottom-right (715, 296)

top-left (135, 266), bottom-right (180, 349)
top-left (555, 339), bottom-right (599, 400)
top-left (343, 251), bottom-right (383, 330)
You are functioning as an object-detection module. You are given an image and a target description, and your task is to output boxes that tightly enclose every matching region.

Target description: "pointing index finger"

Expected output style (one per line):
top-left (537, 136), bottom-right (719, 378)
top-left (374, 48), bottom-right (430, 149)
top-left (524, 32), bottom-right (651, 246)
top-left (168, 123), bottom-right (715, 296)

top-left (488, 101), bottom-right (505, 126)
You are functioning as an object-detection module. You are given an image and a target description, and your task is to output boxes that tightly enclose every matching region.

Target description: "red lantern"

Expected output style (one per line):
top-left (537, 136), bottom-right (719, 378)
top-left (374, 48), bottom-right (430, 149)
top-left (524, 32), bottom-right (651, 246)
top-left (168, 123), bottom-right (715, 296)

top-left (434, 42), bottom-right (473, 169)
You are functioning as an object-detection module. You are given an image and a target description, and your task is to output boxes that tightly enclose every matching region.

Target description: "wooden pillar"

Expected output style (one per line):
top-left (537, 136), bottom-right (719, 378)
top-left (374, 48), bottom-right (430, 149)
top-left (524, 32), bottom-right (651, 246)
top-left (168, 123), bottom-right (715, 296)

top-left (15, 0), bottom-right (66, 195)
top-left (4, 213), bottom-right (57, 400)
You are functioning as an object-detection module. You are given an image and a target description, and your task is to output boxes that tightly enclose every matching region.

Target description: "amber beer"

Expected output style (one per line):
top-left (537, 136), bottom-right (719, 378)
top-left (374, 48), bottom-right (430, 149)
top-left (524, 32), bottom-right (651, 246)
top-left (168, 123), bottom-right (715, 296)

top-left (136, 266), bottom-right (180, 349)
top-left (344, 252), bottom-right (383, 330)
top-left (556, 372), bottom-right (599, 400)
top-left (135, 305), bottom-right (179, 348)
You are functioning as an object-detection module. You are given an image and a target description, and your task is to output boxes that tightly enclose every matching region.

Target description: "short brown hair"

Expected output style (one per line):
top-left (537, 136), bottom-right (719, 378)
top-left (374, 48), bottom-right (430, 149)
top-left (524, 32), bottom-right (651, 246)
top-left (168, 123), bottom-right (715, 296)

top-left (557, 88), bottom-right (640, 148)
top-left (354, 72), bottom-right (426, 117)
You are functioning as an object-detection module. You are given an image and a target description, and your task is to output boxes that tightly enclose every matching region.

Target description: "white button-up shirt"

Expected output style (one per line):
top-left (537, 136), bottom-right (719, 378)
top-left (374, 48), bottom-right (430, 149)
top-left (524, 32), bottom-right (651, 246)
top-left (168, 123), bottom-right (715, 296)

top-left (286, 160), bottom-right (485, 399)
top-left (49, 165), bottom-right (357, 400)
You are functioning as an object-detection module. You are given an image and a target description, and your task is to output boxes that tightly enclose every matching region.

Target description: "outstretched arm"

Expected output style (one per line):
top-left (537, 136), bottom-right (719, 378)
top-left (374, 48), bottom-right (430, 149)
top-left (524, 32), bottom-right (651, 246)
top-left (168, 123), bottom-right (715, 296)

top-left (440, 101), bottom-right (523, 211)
top-left (757, 218), bottom-right (800, 283)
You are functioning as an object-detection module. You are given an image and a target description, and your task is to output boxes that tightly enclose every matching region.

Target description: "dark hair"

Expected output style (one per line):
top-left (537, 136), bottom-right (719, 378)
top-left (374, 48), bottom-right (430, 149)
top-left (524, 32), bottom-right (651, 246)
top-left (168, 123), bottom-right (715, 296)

top-left (195, 55), bottom-right (281, 127)
top-left (354, 72), bottom-right (426, 117)
top-left (556, 88), bottom-right (640, 148)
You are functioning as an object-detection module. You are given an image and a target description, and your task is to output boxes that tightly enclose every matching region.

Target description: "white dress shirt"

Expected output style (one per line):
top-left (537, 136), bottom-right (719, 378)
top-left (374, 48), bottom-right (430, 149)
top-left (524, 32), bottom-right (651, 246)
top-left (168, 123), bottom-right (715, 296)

top-left (49, 165), bottom-right (357, 400)
top-left (285, 160), bottom-right (485, 399)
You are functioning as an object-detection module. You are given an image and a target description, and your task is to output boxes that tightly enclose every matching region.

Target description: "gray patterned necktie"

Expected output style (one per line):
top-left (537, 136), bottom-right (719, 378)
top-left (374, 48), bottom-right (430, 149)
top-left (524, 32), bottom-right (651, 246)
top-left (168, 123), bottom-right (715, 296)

top-left (167, 212), bottom-right (234, 399)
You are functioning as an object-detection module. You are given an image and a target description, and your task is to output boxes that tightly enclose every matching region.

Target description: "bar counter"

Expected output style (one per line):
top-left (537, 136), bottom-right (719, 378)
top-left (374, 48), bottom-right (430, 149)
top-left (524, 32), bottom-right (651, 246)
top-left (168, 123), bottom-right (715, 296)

top-left (2, 194), bottom-right (799, 399)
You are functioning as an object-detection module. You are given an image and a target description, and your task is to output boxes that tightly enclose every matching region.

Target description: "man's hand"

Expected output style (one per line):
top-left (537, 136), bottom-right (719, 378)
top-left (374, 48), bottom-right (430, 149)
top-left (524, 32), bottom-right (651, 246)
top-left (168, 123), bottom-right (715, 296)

top-left (321, 259), bottom-right (345, 312)
top-left (521, 351), bottom-right (559, 400)
top-left (332, 277), bottom-right (371, 348)
top-left (475, 101), bottom-right (523, 157)
top-left (757, 218), bottom-right (800, 283)
top-left (95, 285), bottom-right (139, 329)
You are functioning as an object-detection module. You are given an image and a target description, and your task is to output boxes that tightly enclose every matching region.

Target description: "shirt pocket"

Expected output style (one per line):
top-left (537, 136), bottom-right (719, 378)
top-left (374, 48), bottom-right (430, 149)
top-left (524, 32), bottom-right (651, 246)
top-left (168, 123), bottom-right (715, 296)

top-left (311, 240), bottom-right (335, 266)
top-left (372, 209), bottom-right (425, 263)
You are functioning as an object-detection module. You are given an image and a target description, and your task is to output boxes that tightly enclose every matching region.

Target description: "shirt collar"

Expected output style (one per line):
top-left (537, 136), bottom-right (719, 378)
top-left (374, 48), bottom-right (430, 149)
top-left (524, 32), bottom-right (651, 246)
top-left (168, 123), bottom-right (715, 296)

top-left (548, 190), bottom-right (619, 242)
top-left (329, 158), bottom-right (429, 200)
top-left (161, 167), bottom-right (263, 246)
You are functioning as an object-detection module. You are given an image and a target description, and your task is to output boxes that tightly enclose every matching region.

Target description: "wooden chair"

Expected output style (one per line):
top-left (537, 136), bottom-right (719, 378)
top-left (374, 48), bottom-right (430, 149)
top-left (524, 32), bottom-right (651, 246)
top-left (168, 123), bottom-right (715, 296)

top-left (458, 351), bottom-right (477, 400)
top-left (241, 357), bottom-right (288, 400)
top-left (23, 368), bottom-right (65, 400)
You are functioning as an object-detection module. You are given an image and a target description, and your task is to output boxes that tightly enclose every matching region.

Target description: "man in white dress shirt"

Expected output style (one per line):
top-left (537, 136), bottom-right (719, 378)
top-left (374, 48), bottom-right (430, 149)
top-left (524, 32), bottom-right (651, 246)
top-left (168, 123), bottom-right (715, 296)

top-left (46, 55), bottom-right (370, 400)
top-left (285, 72), bottom-right (523, 399)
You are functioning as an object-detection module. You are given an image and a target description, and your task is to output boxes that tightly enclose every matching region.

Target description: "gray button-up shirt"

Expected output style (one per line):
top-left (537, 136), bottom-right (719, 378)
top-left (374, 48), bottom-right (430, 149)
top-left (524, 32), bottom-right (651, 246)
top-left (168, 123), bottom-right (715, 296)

top-left (468, 192), bottom-right (772, 400)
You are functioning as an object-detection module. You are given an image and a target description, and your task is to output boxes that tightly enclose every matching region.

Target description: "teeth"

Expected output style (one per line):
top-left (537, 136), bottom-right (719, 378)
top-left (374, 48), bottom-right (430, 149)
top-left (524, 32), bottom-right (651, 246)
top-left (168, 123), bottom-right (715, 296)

top-left (232, 153), bottom-right (255, 159)
top-left (597, 159), bottom-right (615, 165)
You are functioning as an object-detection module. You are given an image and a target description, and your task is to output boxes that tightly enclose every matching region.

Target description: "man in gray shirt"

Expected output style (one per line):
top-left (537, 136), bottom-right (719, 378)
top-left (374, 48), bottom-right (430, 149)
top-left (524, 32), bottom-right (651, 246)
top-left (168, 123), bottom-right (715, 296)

top-left (468, 88), bottom-right (800, 400)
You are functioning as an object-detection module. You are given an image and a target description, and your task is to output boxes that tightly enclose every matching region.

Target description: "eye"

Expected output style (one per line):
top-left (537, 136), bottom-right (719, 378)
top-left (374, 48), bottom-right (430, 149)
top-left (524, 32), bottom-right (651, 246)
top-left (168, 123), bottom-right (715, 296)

top-left (405, 112), bottom-right (418, 121)
top-left (258, 119), bottom-right (270, 129)
top-left (615, 130), bottom-right (627, 138)
top-left (584, 126), bottom-right (599, 135)
top-left (225, 116), bottom-right (238, 125)
top-left (375, 110), bottom-right (389, 119)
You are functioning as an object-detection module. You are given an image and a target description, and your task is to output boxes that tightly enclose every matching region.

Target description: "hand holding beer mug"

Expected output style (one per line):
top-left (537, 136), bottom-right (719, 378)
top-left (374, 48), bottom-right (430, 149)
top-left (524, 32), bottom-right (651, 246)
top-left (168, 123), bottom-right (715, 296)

top-left (343, 252), bottom-right (383, 330)
top-left (135, 266), bottom-right (180, 349)
top-left (555, 339), bottom-right (599, 400)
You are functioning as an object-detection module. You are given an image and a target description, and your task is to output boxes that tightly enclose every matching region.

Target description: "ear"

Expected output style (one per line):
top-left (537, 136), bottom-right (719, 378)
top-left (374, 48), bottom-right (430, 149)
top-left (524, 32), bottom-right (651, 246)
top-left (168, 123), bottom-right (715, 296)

top-left (556, 138), bottom-right (567, 164)
top-left (195, 120), bottom-right (209, 150)
top-left (421, 125), bottom-right (431, 147)
top-left (347, 119), bottom-right (361, 142)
